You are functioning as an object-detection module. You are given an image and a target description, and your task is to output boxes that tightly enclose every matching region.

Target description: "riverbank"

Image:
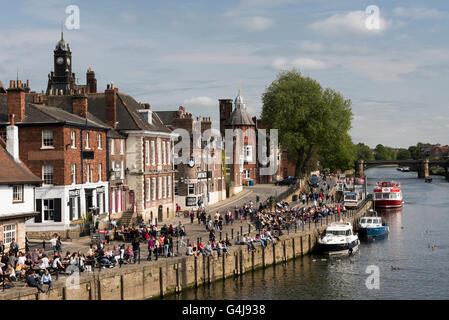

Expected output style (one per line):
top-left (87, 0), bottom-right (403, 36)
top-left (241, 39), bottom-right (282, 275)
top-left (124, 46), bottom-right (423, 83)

top-left (0, 198), bottom-right (372, 300)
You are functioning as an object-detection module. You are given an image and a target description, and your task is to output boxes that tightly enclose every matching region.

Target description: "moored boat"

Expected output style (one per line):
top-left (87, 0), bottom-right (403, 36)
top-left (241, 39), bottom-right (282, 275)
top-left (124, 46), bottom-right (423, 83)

top-left (373, 181), bottom-right (403, 208)
top-left (318, 222), bottom-right (359, 256)
top-left (357, 211), bottom-right (389, 238)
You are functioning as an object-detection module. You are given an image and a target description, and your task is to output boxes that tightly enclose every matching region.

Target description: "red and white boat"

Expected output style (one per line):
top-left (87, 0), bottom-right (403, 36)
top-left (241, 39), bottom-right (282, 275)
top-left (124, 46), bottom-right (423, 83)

top-left (373, 181), bottom-right (403, 208)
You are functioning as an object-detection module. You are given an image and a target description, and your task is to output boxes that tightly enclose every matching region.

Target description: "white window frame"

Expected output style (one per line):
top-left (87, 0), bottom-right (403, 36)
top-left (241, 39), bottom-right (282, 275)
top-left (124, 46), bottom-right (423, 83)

top-left (146, 178), bottom-right (151, 201)
top-left (120, 160), bottom-right (124, 179)
top-left (42, 130), bottom-right (54, 148)
top-left (85, 132), bottom-right (90, 149)
top-left (158, 176), bottom-right (162, 199)
top-left (12, 185), bottom-right (23, 203)
top-left (110, 140), bottom-right (115, 155)
top-left (3, 224), bottom-right (16, 245)
top-left (97, 133), bottom-right (102, 150)
top-left (71, 164), bottom-right (76, 185)
top-left (163, 176), bottom-right (167, 199)
top-left (86, 164), bottom-right (90, 183)
top-left (188, 184), bottom-right (195, 195)
top-left (98, 163), bottom-right (102, 182)
top-left (71, 131), bottom-right (76, 149)
top-left (151, 141), bottom-right (156, 166)
top-left (42, 165), bottom-right (54, 185)
top-left (167, 141), bottom-right (171, 165)
top-left (120, 140), bottom-right (124, 155)
top-left (168, 176), bottom-right (171, 199)
top-left (162, 142), bottom-right (166, 165)
top-left (145, 140), bottom-right (150, 165)
top-left (157, 140), bottom-right (162, 165)
top-left (152, 177), bottom-right (156, 201)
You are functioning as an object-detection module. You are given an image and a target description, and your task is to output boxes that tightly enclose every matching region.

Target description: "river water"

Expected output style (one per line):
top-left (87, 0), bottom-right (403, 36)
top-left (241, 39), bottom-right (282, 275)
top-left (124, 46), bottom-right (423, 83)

top-left (164, 167), bottom-right (449, 300)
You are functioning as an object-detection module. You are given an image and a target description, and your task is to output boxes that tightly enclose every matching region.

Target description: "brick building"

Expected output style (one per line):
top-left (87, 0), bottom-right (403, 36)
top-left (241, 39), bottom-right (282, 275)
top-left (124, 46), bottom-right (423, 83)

top-left (156, 106), bottom-right (226, 211)
top-left (0, 122), bottom-right (41, 251)
top-left (0, 81), bottom-right (110, 239)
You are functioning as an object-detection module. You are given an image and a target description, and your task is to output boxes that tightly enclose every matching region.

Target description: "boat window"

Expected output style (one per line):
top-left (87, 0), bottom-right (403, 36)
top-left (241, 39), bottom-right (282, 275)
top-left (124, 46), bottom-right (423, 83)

top-left (327, 230), bottom-right (346, 236)
top-left (391, 193), bottom-right (397, 199)
top-left (367, 219), bottom-right (372, 223)
top-left (360, 218), bottom-right (366, 223)
top-left (375, 193), bottom-right (382, 199)
top-left (382, 193), bottom-right (389, 199)
top-left (345, 194), bottom-right (357, 200)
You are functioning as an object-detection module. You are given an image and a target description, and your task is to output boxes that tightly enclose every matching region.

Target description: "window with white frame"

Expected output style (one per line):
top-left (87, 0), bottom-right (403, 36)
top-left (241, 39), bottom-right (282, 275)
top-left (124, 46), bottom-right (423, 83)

top-left (12, 185), bottom-right (23, 202)
top-left (120, 140), bottom-right (124, 155)
top-left (167, 141), bottom-right (171, 164)
top-left (244, 145), bottom-right (252, 162)
top-left (158, 176), bottom-right (162, 199)
top-left (146, 178), bottom-right (150, 201)
top-left (98, 163), bottom-right (102, 182)
top-left (42, 130), bottom-right (54, 147)
top-left (168, 176), bottom-right (171, 199)
top-left (42, 165), bottom-right (54, 185)
top-left (244, 169), bottom-right (251, 179)
top-left (157, 140), bottom-right (162, 165)
top-left (151, 141), bottom-right (155, 165)
top-left (71, 131), bottom-right (76, 148)
top-left (188, 184), bottom-right (195, 195)
top-left (162, 142), bottom-right (166, 165)
top-left (152, 178), bottom-right (156, 201)
top-left (97, 134), bottom-right (102, 149)
top-left (145, 140), bottom-right (150, 165)
top-left (3, 224), bottom-right (16, 244)
top-left (111, 161), bottom-right (116, 179)
top-left (85, 132), bottom-right (90, 149)
top-left (71, 164), bottom-right (76, 184)
top-left (86, 164), bottom-right (91, 183)
top-left (120, 160), bottom-right (124, 179)
top-left (110, 140), bottom-right (115, 155)
top-left (163, 176), bottom-right (167, 198)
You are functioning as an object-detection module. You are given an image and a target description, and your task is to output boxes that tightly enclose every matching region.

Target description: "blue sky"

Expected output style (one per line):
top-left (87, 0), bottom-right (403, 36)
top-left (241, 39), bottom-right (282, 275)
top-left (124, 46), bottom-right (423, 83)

top-left (1, 0), bottom-right (449, 148)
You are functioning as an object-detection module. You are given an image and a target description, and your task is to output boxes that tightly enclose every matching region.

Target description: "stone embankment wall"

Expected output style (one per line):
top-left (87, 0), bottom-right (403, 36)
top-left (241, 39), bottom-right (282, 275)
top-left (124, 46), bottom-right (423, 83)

top-left (1, 200), bottom-right (372, 301)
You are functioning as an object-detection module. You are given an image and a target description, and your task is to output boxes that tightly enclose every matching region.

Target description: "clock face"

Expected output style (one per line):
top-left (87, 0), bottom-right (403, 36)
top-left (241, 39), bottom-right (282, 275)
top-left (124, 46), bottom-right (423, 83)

top-left (66, 58), bottom-right (71, 66)
top-left (56, 57), bottom-right (64, 65)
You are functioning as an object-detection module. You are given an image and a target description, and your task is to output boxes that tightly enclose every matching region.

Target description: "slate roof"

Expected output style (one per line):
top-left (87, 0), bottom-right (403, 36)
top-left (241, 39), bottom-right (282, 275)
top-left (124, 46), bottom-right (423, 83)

top-left (154, 110), bottom-right (182, 128)
top-left (0, 140), bottom-right (42, 185)
top-left (226, 107), bottom-right (255, 126)
top-left (0, 99), bottom-right (109, 129)
top-left (44, 92), bottom-right (171, 133)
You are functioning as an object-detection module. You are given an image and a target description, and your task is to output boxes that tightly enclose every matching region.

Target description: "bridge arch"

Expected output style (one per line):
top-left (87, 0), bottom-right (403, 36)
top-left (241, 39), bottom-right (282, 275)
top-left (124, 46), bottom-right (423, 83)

top-left (354, 159), bottom-right (437, 179)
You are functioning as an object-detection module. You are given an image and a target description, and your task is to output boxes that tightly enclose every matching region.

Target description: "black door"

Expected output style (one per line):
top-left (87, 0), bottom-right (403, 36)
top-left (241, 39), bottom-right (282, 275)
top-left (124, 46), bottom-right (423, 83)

top-left (158, 205), bottom-right (163, 222)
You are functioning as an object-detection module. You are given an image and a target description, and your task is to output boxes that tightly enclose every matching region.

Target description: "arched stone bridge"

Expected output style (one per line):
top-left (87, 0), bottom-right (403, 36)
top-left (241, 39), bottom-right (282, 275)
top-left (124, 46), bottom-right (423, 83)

top-left (354, 159), bottom-right (449, 179)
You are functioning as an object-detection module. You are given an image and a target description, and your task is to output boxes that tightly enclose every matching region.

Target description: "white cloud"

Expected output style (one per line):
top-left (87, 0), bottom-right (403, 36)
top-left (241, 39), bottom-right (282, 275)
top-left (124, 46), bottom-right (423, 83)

top-left (232, 16), bottom-right (274, 31)
top-left (309, 10), bottom-right (391, 36)
top-left (393, 7), bottom-right (448, 19)
top-left (273, 57), bottom-right (326, 70)
top-left (298, 41), bottom-right (326, 52)
top-left (184, 96), bottom-right (217, 107)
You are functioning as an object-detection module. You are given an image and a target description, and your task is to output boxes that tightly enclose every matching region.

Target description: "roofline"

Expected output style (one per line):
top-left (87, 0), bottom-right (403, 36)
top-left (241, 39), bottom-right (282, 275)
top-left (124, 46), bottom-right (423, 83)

top-left (121, 130), bottom-right (177, 139)
top-left (0, 121), bottom-right (110, 131)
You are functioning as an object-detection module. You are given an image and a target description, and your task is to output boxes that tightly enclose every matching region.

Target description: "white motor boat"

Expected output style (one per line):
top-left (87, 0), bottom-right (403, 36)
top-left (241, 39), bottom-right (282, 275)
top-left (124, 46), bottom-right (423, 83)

top-left (318, 221), bottom-right (360, 256)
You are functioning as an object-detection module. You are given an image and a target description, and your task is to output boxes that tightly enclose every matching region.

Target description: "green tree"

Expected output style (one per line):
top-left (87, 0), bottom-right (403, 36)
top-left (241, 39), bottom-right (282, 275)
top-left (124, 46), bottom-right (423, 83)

top-left (374, 144), bottom-right (395, 160)
top-left (396, 149), bottom-right (411, 160)
top-left (261, 70), bottom-right (353, 177)
top-left (355, 142), bottom-right (374, 160)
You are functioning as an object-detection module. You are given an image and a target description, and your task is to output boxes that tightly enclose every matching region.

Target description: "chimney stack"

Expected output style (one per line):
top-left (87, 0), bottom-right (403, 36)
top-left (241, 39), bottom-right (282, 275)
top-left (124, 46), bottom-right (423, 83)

top-left (72, 93), bottom-right (89, 118)
top-left (86, 67), bottom-right (97, 93)
top-left (7, 80), bottom-right (26, 122)
top-left (105, 83), bottom-right (118, 128)
top-left (6, 114), bottom-right (20, 162)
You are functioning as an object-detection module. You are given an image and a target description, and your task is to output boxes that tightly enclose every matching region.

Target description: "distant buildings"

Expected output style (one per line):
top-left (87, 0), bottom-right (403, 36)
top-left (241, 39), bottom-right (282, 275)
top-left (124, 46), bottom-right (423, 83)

top-left (420, 144), bottom-right (449, 159)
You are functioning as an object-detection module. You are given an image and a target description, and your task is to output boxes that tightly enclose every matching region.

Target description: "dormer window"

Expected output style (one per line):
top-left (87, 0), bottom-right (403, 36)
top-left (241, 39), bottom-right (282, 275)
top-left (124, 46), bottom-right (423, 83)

top-left (138, 109), bottom-right (153, 125)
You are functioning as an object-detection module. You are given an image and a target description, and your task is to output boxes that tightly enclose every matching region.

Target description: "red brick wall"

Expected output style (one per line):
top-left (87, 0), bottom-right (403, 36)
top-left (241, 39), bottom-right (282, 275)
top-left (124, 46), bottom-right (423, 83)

top-left (18, 125), bottom-right (107, 186)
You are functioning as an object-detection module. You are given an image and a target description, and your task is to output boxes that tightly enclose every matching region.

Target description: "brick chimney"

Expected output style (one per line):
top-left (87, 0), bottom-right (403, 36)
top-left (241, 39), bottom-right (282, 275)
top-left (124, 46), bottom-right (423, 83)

top-left (219, 99), bottom-right (233, 137)
top-left (7, 80), bottom-right (26, 122)
top-left (6, 114), bottom-right (20, 162)
top-left (201, 116), bottom-right (212, 133)
top-left (72, 89), bottom-right (88, 118)
top-left (105, 83), bottom-right (118, 128)
top-left (173, 111), bottom-right (194, 133)
top-left (86, 67), bottom-right (97, 93)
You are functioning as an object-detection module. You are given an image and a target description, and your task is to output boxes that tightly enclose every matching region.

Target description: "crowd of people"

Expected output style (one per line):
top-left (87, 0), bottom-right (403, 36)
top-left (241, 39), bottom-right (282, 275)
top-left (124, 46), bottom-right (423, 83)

top-left (1, 174), bottom-right (342, 294)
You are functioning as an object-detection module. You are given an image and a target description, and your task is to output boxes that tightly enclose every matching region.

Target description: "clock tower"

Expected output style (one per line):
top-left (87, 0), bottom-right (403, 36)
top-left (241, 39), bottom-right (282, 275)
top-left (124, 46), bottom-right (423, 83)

top-left (46, 31), bottom-right (76, 95)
